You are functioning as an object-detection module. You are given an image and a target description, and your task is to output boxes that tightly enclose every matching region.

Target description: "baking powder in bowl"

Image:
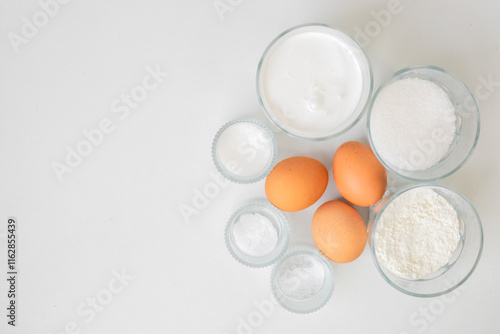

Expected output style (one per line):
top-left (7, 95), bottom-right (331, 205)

top-left (374, 187), bottom-right (460, 280)
top-left (232, 212), bottom-right (278, 257)
top-left (215, 121), bottom-right (274, 179)
top-left (275, 254), bottom-right (326, 300)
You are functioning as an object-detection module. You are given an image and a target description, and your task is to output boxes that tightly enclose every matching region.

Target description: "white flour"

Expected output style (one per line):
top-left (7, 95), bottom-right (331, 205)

top-left (374, 188), bottom-right (460, 279)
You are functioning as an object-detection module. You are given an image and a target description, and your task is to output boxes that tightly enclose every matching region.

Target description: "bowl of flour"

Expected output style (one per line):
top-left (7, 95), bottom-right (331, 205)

top-left (367, 66), bottom-right (480, 181)
top-left (368, 184), bottom-right (483, 297)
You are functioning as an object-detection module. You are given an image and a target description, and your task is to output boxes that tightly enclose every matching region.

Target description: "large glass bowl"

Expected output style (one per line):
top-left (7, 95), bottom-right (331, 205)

top-left (257, 23), bottom-right (372, 140)
top-left (367, 66), bottom-right (480, 181)
top-left (368, 184), bottom-right (483, 297)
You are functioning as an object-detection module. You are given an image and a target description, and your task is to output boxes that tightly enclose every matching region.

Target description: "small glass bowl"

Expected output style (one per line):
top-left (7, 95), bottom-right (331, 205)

top-left (368, 184), bottom-right (483, 297)
top-left (271, 247), bottom-right (334, 313)
top-left (212, 119), bottom-right (278, 184)
top-left (367, 66), bottom-right (480, 181)
top-left (225, 202), bottom-right (290, 268)
top-left (256, 23), bottom-right (373, 141)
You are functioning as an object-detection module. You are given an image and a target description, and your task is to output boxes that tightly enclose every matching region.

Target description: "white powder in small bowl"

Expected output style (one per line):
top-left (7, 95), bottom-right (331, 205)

top-left (374, 187), bottom-right (461, 280)
top-left (275, 254), bottom-right (326, 300)
top-left (232, 213), bottom-right (278, 257)
top-left (216, 122), bottom-right (274, 179)
top-left (370, 78), bottom-right (457, 171)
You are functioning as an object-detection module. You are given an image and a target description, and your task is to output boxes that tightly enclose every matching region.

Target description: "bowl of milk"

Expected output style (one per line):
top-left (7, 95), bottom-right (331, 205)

top-left (257, 24), bottom-right (372, 140)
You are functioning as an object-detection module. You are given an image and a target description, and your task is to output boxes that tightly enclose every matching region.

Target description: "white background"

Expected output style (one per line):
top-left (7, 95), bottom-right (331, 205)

top-left (1, 0), bottom-right (499, 333)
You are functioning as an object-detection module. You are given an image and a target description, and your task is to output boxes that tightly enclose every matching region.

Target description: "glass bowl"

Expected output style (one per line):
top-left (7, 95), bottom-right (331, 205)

top-left (212, 119), bottom-right (278, 184)
top-left (225, 202), bottom-right (290, 268)
top-left (368, 184), bottom-right (483, 297)
top-left (367, 66), bottom-right (480, 181)
top-left (271, 247), bottom-right (334, 313)
top-left (256, 23), bottom-right (373, 140)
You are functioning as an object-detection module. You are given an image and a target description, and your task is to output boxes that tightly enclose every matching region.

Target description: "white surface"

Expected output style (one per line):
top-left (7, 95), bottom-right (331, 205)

top-left (0, 0), bottom-right (499, 333)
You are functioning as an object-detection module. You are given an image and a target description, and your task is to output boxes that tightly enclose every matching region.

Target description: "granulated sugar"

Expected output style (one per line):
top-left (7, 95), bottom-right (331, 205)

top-left (374, 187), bottom-right (460, 280)
top-left (232, 213), bottom-right (278, 256)
top-left (275, 254), bottom-right (325, 300)
top-left (370, 78), bottom-right (457, 171)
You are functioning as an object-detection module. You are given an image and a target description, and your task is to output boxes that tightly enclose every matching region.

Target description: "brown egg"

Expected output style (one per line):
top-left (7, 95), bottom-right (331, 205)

top-left (265, 156), bottom-right (328, 212)
top-left (312, 200), bottom-right (367, 263)
top-left (333, 141), bottom-right (387, 207)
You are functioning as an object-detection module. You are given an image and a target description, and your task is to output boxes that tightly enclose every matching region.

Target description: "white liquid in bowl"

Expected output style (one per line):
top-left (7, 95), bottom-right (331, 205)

top-left (262, 31), bottom-right (364, 136)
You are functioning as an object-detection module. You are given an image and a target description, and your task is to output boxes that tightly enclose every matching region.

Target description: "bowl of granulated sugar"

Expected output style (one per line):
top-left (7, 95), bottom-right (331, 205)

top-left (367, 66), bottom-right (480, 181)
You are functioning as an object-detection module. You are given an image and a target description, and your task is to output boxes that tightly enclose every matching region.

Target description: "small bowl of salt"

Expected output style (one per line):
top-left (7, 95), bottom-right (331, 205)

top-left (271, 247), bottom-right (335, 314)
top-left (212, 119), bottom-right (278, 184)
top-left (367, 66), bottom-right (480, 181)
top-left (225, 202), bottom-right (290, 268)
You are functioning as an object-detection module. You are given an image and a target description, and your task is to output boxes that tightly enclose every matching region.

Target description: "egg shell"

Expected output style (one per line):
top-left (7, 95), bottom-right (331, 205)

top-left (312, 200), bottom-right (367, 263)
top-left (333, 141), bottom-right (387, 207)
top-left (265, 156), bottom-right (328, 212)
